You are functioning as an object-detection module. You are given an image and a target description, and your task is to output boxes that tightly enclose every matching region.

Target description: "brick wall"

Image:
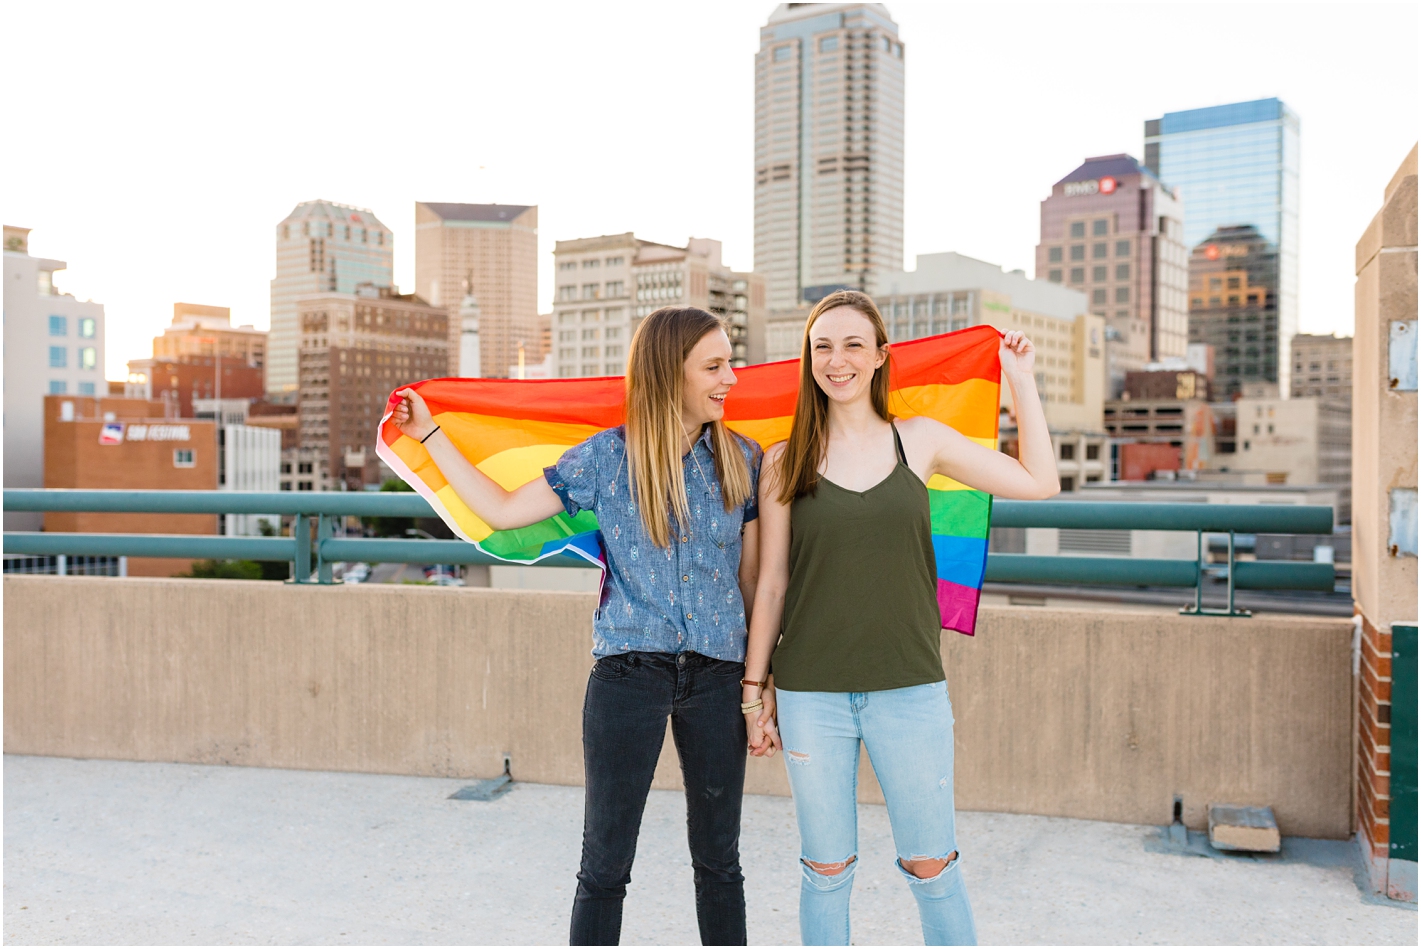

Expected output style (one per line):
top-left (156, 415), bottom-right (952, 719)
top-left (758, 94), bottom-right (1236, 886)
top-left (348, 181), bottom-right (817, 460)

top-left (1358, 614), bottom-right (1393, 858)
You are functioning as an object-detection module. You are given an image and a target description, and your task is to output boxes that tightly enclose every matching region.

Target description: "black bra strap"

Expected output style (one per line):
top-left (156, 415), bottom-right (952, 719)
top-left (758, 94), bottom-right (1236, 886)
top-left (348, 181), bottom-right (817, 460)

top-left (891, 421), bottom-right (908, 466)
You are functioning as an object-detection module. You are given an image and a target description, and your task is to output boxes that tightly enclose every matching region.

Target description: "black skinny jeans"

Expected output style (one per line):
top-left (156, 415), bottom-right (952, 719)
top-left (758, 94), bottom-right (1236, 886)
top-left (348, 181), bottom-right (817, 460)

top-left (570, 651), bottom-right (748, 946)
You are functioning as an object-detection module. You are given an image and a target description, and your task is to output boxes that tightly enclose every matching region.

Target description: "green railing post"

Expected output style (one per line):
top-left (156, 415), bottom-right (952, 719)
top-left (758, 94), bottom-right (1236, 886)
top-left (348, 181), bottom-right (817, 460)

top-left (316, 514), bottom-right (333, 585)
top-left (292, 513), bottom-right (311, 583)
top-left (1188, 530), bottom-right (1204, 615)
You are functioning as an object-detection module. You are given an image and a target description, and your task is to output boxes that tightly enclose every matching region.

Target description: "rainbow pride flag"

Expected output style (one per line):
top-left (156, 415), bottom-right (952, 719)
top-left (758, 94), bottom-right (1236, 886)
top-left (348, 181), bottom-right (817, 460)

top-left (376, 324), bottom-right (1001, 635)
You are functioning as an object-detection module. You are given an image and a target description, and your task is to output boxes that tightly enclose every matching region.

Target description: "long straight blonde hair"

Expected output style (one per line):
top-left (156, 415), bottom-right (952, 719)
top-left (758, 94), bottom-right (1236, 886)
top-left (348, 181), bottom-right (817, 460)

top-left (624, 306), bottom-right (752, 548)
top-left (776, 290), bottom-right (893, 504)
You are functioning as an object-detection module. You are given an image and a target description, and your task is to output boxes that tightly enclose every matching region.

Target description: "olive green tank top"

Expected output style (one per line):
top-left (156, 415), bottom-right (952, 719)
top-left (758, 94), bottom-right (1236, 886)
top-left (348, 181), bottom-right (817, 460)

top-left (772, 423), bottom-right (945, 693)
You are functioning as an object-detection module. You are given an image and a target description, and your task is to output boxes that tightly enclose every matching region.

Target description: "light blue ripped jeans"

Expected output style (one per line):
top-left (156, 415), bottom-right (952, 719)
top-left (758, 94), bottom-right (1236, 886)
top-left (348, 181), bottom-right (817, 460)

top-left (777, 681), bottom-right (977, 946)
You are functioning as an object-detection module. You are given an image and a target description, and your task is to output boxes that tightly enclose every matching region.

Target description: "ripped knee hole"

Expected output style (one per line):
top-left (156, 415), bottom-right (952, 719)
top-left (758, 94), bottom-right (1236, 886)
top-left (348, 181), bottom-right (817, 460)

top-left (899, 851), bottom-right (958, 879)
top-left (803, 855), bottom-right (856, 876)
top-left (786, 750), bottom-right (810, 764)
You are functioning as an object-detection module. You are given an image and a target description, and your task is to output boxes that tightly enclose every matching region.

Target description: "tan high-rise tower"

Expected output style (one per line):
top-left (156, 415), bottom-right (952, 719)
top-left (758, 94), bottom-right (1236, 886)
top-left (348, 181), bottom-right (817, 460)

top-left (754, 3), bottom-right (905, 316)
top-left (414, 203), bottom-right (539, 379)
top-left (269, 201), bottom-right (393, 395)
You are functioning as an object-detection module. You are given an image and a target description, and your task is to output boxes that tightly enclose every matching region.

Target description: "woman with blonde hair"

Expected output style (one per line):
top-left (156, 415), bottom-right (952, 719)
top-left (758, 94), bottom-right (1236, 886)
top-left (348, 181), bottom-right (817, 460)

top-left (741, 290), bottom-right (1058, 946)
top-left (392, 306), bottom-right (762, 946)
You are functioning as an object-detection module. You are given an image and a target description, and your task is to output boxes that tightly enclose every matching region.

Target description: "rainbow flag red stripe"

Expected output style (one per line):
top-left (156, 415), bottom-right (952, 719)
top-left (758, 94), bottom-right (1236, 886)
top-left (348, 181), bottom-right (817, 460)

top-left (377, 324), bottom-right (1001, 635)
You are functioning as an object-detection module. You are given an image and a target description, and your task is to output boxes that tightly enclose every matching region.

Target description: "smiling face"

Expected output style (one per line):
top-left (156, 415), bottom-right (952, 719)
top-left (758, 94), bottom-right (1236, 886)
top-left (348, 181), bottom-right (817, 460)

top-left (681, 328), bottom-right (737, 430)
top-left (808, 305), bottom-right (887, 406)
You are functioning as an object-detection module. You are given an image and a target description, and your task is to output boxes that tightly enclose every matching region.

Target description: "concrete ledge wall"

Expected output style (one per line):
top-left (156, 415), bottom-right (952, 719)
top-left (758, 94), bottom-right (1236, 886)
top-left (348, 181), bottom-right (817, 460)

top-left (3, 576), bottom-right (1353, 838)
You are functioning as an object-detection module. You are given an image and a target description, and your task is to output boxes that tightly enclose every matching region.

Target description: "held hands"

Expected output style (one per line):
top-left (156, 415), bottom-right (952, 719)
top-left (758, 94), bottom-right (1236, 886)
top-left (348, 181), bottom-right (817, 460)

top-left (746, 684), bottom-right (781, 757)
top-left (391, 388), bottom-right (438, 442)
top-left (998, 330), bottom-right (1036, 375)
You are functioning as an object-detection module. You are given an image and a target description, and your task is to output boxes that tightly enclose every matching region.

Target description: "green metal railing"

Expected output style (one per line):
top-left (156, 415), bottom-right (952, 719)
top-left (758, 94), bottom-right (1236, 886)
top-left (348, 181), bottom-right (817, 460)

top-left (3, 489), bottom-right (1337, 614)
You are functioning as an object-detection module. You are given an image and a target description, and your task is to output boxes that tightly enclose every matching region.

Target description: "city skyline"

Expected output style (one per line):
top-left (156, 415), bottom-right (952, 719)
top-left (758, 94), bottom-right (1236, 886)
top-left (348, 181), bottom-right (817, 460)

top-left (5, 2), bottom-right (1415, 380)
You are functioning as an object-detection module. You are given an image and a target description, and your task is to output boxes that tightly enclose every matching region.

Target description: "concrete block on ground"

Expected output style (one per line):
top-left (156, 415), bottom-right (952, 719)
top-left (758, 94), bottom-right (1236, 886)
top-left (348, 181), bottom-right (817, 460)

top-left (1209, 803), bottom-right (1281, 852)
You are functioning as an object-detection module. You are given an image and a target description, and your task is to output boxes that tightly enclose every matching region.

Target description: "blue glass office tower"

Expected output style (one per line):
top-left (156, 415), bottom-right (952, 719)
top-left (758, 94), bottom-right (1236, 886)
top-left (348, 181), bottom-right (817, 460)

top-left (1145, 98), bottom-right (1299, 396)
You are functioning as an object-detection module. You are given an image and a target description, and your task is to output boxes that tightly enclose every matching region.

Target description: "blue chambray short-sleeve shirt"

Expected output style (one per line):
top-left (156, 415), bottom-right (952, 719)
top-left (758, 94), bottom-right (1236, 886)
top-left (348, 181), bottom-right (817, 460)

top-left (544, 425), bottom-right (762, 662)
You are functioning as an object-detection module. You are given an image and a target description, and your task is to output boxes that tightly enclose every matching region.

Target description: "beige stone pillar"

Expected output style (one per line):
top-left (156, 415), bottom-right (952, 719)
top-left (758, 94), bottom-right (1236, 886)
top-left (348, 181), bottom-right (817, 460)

top-left (1352, 143), bottom-right (1417, 900)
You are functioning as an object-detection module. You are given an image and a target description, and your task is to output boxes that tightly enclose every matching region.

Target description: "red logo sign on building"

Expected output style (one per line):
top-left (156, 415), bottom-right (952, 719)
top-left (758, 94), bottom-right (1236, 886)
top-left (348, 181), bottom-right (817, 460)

top-left (1099, 176), bottom-right (1118, 195)
top-left (1204, 245), bottom-right (1220, 260)
top-left (99, 423), bottom-right (124, 445)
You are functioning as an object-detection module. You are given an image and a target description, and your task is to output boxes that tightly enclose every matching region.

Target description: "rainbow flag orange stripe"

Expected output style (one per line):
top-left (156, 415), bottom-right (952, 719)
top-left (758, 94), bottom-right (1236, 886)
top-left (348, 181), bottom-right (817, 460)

top-left (377, 324), bottom-right (1001, 635)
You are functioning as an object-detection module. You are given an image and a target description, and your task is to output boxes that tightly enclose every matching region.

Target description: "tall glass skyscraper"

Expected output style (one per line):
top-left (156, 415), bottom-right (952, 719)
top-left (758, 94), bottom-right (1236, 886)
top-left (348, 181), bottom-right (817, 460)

top-left (1145, 98), bottom-right (1299, 396)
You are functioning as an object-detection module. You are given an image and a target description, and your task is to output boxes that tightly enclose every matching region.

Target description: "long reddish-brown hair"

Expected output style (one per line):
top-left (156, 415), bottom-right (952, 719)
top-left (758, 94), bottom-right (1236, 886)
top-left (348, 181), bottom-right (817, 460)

top-left (775, 290), bottom-right (893, 504)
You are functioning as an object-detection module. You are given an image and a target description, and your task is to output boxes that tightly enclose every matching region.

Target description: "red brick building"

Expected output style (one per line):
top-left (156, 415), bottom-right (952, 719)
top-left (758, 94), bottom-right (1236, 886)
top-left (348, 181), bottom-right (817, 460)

top-left (125, 357), bottom-right (265, 419)
top-left (43, 395), bottom-right (217, 576)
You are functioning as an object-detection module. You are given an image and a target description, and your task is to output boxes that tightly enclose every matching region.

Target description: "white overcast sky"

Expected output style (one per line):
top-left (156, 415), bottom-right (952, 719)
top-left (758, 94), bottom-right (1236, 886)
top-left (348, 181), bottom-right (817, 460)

top-left (4, 1), bottom-right (1416, 380)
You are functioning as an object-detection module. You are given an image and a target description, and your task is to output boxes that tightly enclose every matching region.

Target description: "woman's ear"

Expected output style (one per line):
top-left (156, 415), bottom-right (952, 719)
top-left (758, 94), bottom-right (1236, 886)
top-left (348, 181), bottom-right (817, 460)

top-left (875, 344), bottom-right (889, 368)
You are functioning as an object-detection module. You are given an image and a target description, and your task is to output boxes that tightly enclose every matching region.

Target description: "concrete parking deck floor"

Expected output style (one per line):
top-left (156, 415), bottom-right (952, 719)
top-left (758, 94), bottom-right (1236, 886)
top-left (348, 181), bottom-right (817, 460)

top-left (3, 755), bottom-right (1413, 946)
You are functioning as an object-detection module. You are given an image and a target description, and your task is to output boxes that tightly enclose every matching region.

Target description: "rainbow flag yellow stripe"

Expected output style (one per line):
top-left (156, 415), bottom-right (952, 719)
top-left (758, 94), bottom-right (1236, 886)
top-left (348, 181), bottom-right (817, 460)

top-left (377, 325), bottom-right (1002, 635)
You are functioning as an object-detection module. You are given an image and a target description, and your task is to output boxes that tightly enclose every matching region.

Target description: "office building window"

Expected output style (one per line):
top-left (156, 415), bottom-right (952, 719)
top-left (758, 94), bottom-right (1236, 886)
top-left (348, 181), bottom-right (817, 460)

top-left (78, 382), bottom-right (96, 395)
top-left (173, 449), bottom-right (196, 468)
top-left (1115, 287), bottom-right (1130, 303)
top-left (1092, 289), bottom-right (1107, 305)
top-left (558, 311), bottom-right (575, 324)
top-left (298, 462), bottom-right (313, 474)
top-left (819, 36), bottom-right (838, 52)
top-left (1115, 264), bottom-right (1130, 280)
top-left (582, 284), bottom-right (600, 300)
top-left (1060, 442), bottom-right (1076, 460)
top-left (557, 285), bottom-right (576, 302)
top-left (606, 256), bottom-right (624, 267)
top-left (1070, 222), bottom-right (1085, 238)
top-left (1085, 443), bottom-right (1100, 460)
top-left (1070, 268), bottom-right (1084, 284)
top-left (1048, 269), bottom-right (1062, 283)
top-left (298, 481), bottom-right (314, 491)
top-left (582, 364), bottom-right (597, 375)
top-left (49, 315), bottom-right (67, 336)
top-left (605, 281), bottom-right (624, 297)
top-left (1070, 245), bottom-right (1085, 261)
top-left (79, 347), bottom-right (97, 370)
top-left (583, 258), bottom-right (600, 269)
top-left (558, 261), bottom-right (577, 271)
top-left (581, 328), bottom-right (598, 340)
top-left (1061, 476), bottom-right (1076, 492)
top-left (559, 347), bottom-right (576, 360)
top-left (1093, 243), bottom-right (1107, 259)
top-left (78, 318), bottom-right (96, 338)
top-left (1091, 266), bottom-right (1106, 281)
top-left (605, 363), bottom-right (622, 375)
top-left (49, 380), bottom-right (67, 394)
top-left (582, 310), bottom-right (600, 323)
top-left (49, 346), bottom-right (67, 368)
top-left (1116, 240), bottom-right (1130, 256)
top-left (1092, 220), bottom-right (1108, 236)
top-left (1048, 247), bottom-right (1062, 263)
top-left (582, 346), bottom-right (599, 358)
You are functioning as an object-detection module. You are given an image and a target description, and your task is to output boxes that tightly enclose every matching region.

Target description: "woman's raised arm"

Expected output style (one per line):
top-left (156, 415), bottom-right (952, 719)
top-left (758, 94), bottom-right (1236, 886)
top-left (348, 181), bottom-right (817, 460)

top-left (390, 388), bottom-right (566, 531)
top-left (906, 331), bottom-right (1060, 501)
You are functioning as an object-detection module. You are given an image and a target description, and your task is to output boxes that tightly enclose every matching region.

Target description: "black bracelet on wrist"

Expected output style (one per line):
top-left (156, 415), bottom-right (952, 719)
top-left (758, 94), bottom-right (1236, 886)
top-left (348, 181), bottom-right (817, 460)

top-left (420, 425), bottom-right (441, 444)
